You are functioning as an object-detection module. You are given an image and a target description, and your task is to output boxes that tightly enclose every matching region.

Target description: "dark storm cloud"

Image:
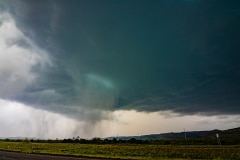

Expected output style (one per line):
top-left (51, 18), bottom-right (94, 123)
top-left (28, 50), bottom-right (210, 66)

top-left (2, 0), bottom-right (240, 116)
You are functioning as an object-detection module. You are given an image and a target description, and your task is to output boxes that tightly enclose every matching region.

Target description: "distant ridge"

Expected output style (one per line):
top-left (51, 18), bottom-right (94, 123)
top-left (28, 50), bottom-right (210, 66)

top-left (109, 127), bottom-right (240, 140)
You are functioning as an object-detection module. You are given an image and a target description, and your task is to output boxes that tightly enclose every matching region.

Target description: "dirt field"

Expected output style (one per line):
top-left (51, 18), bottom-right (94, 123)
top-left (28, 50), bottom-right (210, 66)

top-left (0, 151), bottom-right (111, 160)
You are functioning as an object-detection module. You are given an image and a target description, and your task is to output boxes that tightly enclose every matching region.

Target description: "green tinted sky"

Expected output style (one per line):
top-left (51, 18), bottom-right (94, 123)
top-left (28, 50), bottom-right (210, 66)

top-left (0, 0), bottom-right (240, 138)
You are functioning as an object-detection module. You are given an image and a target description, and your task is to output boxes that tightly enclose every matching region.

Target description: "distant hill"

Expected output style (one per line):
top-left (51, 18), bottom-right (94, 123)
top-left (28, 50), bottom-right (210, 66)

top-left (0, 137), bottom-right (38, 140)
top-left (111, 127), bottom-right (240, 141)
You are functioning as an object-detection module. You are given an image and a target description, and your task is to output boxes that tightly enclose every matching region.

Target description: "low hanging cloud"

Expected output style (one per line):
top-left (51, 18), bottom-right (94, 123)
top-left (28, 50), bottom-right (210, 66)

top-left (0, 12), bottom-right (50, 100)
top-left (1, 0), bottom-right (240, 121)
top-left (0, 10), bottom-right (117, 122)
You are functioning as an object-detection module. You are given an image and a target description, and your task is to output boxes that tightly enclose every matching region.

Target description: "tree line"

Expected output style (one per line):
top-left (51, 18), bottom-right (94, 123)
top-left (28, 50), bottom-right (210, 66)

top-left (1, 136), bottom-right (240, 145)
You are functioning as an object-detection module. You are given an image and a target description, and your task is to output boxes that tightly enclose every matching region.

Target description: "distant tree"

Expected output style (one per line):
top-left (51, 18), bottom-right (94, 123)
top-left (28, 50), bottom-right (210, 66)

top-left (112, 138), bottom-right (117, 143)
top-left (128, 138), bottom-right (137, 143)
top-left (92, 137), bottom-right (102, 144)
top-left (80, 138), bottom-right (87, 143)
top-left (23, 138), bottom-right (30, 143)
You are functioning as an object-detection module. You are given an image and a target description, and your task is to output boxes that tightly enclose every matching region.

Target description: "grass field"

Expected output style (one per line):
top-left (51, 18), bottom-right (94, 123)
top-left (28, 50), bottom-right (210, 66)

top-left (0, 142), bottom-right (240, 159)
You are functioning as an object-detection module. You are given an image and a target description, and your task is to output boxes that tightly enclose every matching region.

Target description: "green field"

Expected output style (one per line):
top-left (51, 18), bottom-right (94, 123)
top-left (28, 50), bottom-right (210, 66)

top-left (0, 142), bottom-right (240, 159)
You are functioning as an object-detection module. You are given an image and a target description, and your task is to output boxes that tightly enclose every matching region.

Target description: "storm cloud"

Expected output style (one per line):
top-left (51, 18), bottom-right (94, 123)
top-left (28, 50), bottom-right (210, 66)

top-left (1, 0), bottom-right (240, 122)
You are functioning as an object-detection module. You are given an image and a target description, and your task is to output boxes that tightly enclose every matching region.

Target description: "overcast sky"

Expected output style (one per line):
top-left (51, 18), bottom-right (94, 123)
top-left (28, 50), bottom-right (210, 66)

top-left (0, 0), bottom-right (240, 139)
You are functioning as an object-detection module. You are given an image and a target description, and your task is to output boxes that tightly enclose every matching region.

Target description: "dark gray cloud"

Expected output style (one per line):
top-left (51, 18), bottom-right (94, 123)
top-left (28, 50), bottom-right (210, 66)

top-left (2, 0), bottom-right (240, 118)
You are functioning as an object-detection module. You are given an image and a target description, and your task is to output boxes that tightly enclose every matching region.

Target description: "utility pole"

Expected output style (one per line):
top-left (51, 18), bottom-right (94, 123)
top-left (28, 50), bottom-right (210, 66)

top-left (184, 128), bottom-right (187, 140)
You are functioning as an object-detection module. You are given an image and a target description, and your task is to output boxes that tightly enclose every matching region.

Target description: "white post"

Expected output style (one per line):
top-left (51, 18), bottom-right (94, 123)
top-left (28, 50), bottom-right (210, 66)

top-left (216, 134), bottom-right (221, 145)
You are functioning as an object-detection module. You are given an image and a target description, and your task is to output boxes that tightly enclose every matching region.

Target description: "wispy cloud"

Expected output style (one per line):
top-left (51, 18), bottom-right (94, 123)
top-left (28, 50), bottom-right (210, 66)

top-left (0, 12), bottom-right (50, 99)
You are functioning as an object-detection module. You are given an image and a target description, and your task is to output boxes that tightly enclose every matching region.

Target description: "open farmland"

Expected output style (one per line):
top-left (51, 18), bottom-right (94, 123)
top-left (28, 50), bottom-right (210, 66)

top-left (0, 142), bottom-right (240, 160)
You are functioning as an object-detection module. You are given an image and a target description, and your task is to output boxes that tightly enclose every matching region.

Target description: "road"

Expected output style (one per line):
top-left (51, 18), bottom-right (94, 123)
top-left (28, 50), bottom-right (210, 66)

top-left (0, 151), bottom-right (111, 160)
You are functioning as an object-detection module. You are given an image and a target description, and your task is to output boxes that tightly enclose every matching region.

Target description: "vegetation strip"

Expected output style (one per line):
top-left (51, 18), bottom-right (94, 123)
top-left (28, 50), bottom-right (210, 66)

top-left (0, 142), bottom-right (240, 160)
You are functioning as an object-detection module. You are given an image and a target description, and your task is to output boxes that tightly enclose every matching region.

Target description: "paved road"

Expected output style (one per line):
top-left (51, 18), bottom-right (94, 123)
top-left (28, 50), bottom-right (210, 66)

top-left (0, 151), bottom-right (111, 160)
